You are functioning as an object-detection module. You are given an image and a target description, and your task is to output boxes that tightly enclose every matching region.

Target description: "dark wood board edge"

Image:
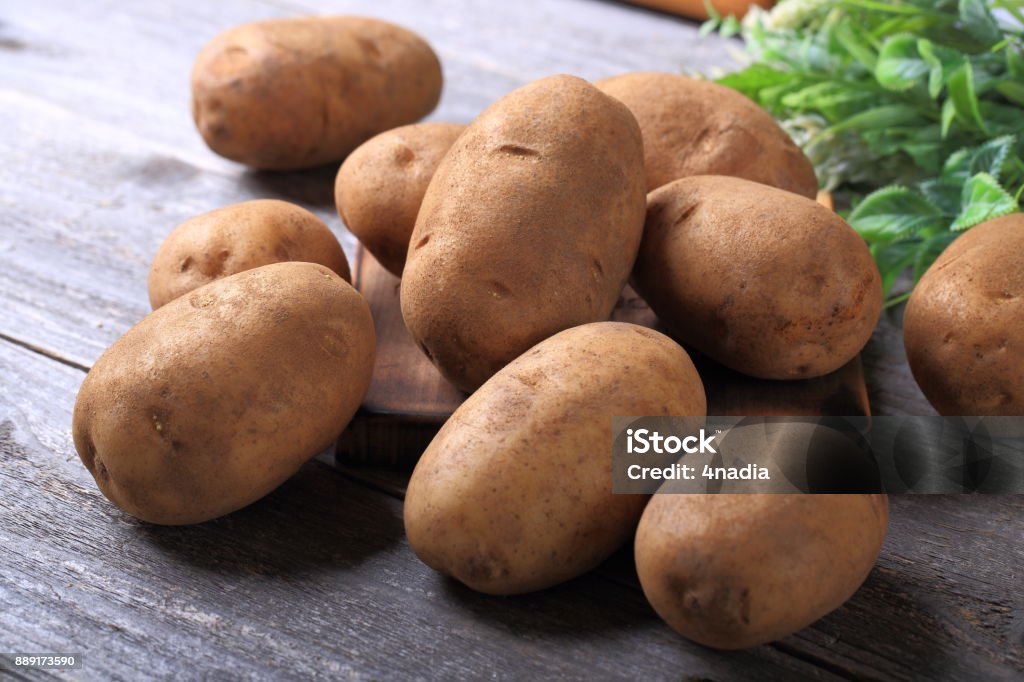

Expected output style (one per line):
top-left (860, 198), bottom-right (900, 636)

top-left (338, 246), bottom-right (871, 467)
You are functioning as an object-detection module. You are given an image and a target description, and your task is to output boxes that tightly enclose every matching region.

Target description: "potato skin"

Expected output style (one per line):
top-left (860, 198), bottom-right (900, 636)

top-left (404, 322), bottom-right (707, 595)
top-left (636, 493), bottom-right (889, 649)
top-left (401, 75), bottom-right (647, 392)
top-left (634, 176), bottom-right (881, 379)
top-left (148, 199), bottom-right (350, 309)
top-left (904, 214), bottom-right (1024, 415)
top-left (335, 122), bottom-right (465, 277)
top-left (596, 72), bottom-right (817, 195)
top-left (192, 16), bottom-right (442, 169)
top-left (72, 262), bottom-right (375, 525)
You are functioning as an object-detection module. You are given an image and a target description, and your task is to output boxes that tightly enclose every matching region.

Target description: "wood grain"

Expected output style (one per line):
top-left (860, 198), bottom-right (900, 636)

top-left (0, 338), bottom-right (846, 682)
top-left (624, 0), bottom-right (774, 21)
top-left (0, 0), bottom-right (1014, 679)
top-left (338, 248), bottom-right (870, 466)
top-left (0, 0), bottom-right (926, 411)
top-left (4, 336), bottom-right (1021, 681)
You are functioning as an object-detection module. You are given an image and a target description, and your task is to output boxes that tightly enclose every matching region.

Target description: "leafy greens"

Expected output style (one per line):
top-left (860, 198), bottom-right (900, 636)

top-left (704, 0), bottom-right (1024, 306)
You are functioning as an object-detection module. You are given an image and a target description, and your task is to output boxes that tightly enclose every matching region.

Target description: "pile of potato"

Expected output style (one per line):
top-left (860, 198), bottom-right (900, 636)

top-left (71, 14), bottom-right (1020, 651)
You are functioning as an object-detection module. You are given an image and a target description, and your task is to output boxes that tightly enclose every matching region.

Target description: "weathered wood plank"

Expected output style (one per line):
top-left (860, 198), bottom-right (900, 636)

top-left (863, 307), bottom-right (937, 417)
top-left (780, 494), bottom-right (1024, 681)
top-left (337, 248), bottom-right (870, 466)
top-left (0, 0), bottom-right (732, 365)
top-left (333, 459), bottom-right (1024, 681)
top-left (0, 0), bottom-right (1013, 679)
top-left (0, 338), bottom-right (842, 682)
top-left (6, 343), bottom-right (1009, 682)
top-left (0, 0), bottom-right (932, 415)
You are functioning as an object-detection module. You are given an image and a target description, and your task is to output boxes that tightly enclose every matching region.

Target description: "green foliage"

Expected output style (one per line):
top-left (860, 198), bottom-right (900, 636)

top-left (704, 0), bottom-right (1024, 306)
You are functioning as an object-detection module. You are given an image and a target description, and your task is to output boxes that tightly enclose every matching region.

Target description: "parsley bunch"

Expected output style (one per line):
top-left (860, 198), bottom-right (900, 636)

top-left (705, 0), bottom-right (1024, 306)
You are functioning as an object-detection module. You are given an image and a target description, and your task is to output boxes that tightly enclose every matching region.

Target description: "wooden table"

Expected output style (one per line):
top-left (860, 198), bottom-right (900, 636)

top-left (0, 1), bottom-right (1020, 680)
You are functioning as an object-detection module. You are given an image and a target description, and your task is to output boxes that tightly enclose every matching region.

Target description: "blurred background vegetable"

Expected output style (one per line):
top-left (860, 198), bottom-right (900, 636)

top-left (705, 0), bottom-right (1024, 306)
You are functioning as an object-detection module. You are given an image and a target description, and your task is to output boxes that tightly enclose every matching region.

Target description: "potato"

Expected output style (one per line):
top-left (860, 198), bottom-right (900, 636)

top-left (335, 122), bottom-right (466, 277)
top-left (404, 322), bottom-right (707, 595)
top-left (72, 262), bottom-right (375, 525)
top-left (148, 199), bottom-right (350, 309)
top-left (401, 75), bottom-right (647, 392)
top-left (595, 72), bottom-right (817, 195)
top-left (633, 175), bottom-right (881, 379)
top-left (192, 16), bottom-right (442, 169)
top-left (904, 213), bottom-right (1024, 415)
top-left (635, 493), bottom-right (888, 649)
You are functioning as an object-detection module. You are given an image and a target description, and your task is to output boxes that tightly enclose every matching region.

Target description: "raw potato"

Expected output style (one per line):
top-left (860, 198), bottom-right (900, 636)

top-left (72, 262), bottom-right (375, 525)
top-left (635, 493), bottom-right (889, 649)
top-left (634, 176), bottom-right (881, 379)
top-left (335, 122), bottom-right (466, 277)
top-left (404, 322), bottom-right (707, 595)
top-left (192, 16), bottom-right (442, 169)
top-left (904, 213), bottom-right (1024, 415)
top-left (401, 75), bottom-right (647, 392)
top-left (148, 199), bottom-right (350, 309)
top-left (595, 72), bottom-right (817, 195)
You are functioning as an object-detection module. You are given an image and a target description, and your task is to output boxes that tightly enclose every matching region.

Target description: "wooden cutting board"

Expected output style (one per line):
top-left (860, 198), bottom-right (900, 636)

top-left (624, 0), bottom-right (774, 21)
top-left (336, 247), bottom-right (870, 466)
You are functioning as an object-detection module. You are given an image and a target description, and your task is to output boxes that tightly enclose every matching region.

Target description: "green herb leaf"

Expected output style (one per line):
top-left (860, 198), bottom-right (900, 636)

top-left (941, 97), bottom-right (957, 137)
top-left (872, 241), bottom-right (921, 298)
top-left (995, 80), bottom-right (1024, 106)
top-left (833, 22), bottom-right (878, 71)
top-left (919, 177), bottom-right (964, 214)
top-left (849, 186), bottom-right (946, 242)
top-left (913, 232), bottom-right (959, 280)
top-left (825, 104), bottom-right (927, 135)
top-left (958, 0), bottom-right (1002, 49)
top-left (1007, 44), bottom-right (1024, 79)
top-left (876, 34), bottom-right (930, 90)
top-left (781, 81), bottom-right (880, 121)
top-left (951, 171), bottom-right (1018, 229)
top-left (901, 140), bottom-right (944, 173)
top-left (716, 64), bottom-right (794, 99)
top-left (917, 39), bottom-right (946, 98)
top-left (702, 0), bottom-right (721, 21)
top-left (968, 135), bottom-right (1014, 177)
top-left (947, 63), bottom-right (988, 132)
top-left (720, 15), bottom-right (742, 39)
top-left (977, 101), bottom-right (1024, 135)
top-left (917, 38), bottom-right (967, 99)
top-left (942, 135), bottom-right (1015, 181)
top-left (709, 0), bottom-right (1024, 304)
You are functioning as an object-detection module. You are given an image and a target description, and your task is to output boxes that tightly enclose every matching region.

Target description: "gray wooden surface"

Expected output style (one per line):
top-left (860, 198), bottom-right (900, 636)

top-left (0, 0), bottom-right (1021, 680)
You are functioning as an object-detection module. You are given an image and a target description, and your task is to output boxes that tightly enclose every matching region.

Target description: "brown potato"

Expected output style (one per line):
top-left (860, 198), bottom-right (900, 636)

top-left (635, 493), bottom-right (889, 649)
top-left (401, 75), bottom-right (647, 392)
top-left (192, 16), bottom-right (442, 169)
top-left (404, 322), bottom-right (707, 595)
top-left (72, 262), bottom-right (375, 525)
top-left (595, 72), bottom-right (817, 195)
top-left (148, 199), bottom-right (350, 309)
top-left (335, 122), bottom-right (466, 277)
top-left (633, 176), bottom-right (881, 379)
top-left (904, 213), bottom-right (1024, 415)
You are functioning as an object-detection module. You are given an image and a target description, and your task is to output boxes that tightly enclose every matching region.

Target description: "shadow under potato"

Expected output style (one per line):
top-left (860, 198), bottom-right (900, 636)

top-left (436, 563), bottom-right (661, 639)
top-left (136, 458), bottom-right (404, 576)
top-left (787, 562), bottom-right (956, 681)
top-left (240, 163), bottom-right (340, 209)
